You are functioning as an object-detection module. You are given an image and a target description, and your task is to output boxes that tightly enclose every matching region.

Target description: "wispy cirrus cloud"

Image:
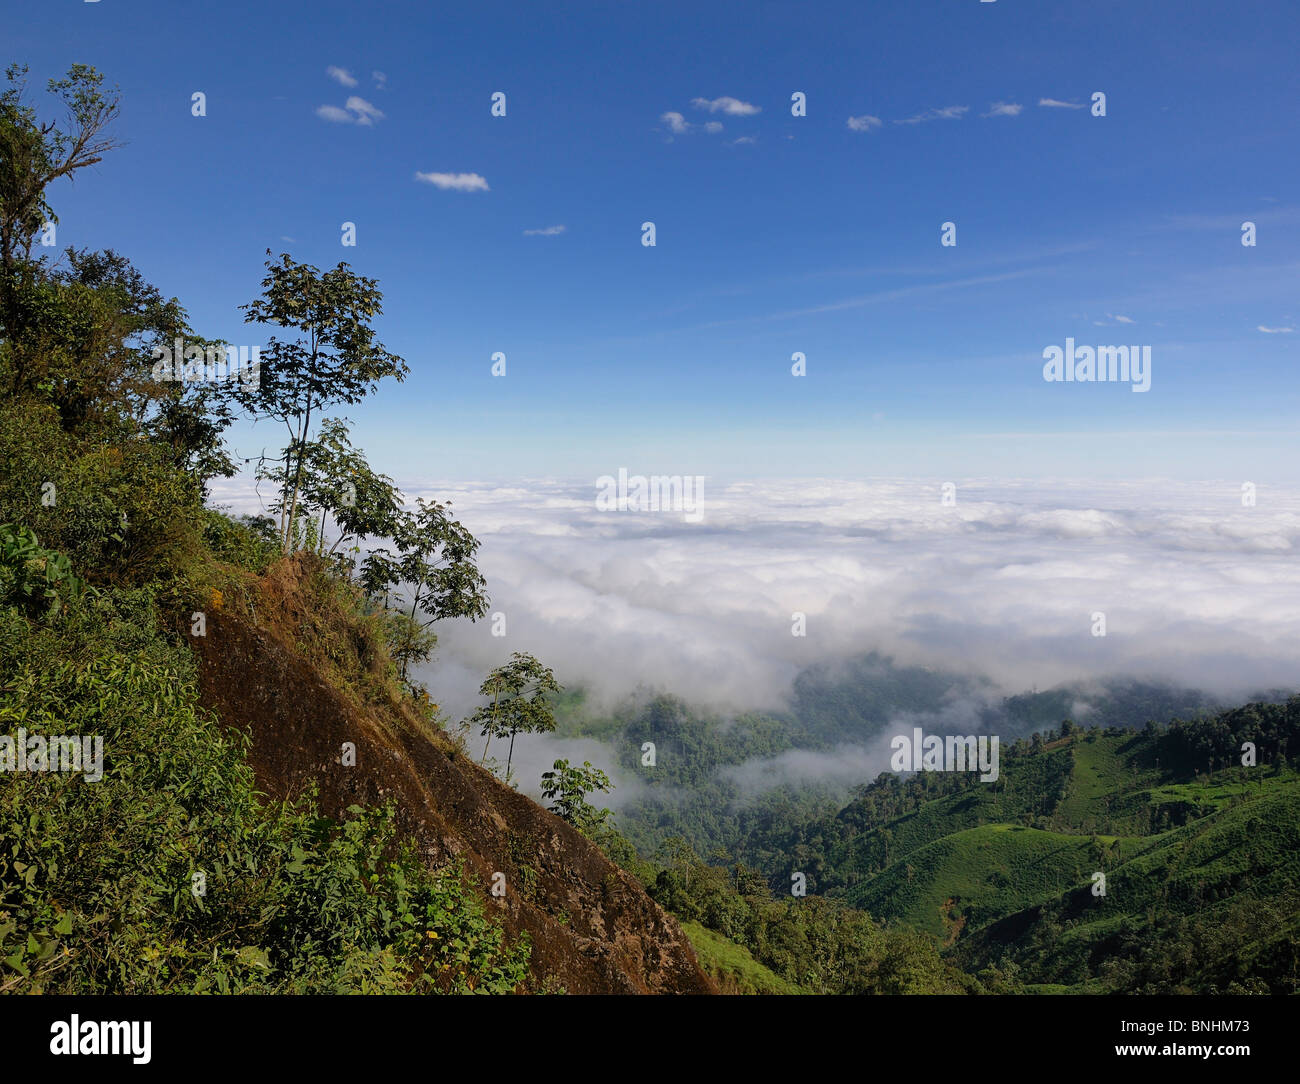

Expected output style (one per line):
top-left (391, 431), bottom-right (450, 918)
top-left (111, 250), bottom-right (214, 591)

top-left (701, 268), bottom-right (1039, 328)
top-left (523, 225), bottom-right (566, 236)
top-left (1258, 325), bottom-right (1294, 333)
top-left (983, 101), bottom-right (1023, 117)
top-left (894, 105), bottom-right (968, 125)
top-left (1159, 206), bottom-right (1300, 231)
top-left (1039, 97), bottom-right (1085, 109)
top-left (326, 65), bottom-right (357, 87)
top-left (415, 171), bottom-right (490, 192)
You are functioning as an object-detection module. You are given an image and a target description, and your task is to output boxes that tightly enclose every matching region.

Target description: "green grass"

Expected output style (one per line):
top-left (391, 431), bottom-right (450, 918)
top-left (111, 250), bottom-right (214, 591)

top-left (680, 921), bottom-right (805, 994)
top-left (1052, 736), bottom-right (1142, 829)
top-left (950, 775), bottom-right (1300, 989)
top-left (825, 720), bottom-right (1300, 992)
top-left (846, 823), bottom-right (1149, 939)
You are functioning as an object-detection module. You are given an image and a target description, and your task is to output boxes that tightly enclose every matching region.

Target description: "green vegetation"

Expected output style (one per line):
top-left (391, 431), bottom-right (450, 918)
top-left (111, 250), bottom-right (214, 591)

top-left (234, 251), bottom-right (409, 554)
top-left (679, 921), bottom-right (804, 995)
top-left (361, 496), bottom-right (491, 687)
top-left (550, 653), bottom-right (1299, 995)
top-left (4, 62), bottom-right (1295, 998)
top-left (0, 65), bottom-right (529, 994)
top-left (467, 652), bottom-right (561, 782)
top-left (551, 666), bottom-right (1234, 880)
top-left (643, 848), bottom-right (970, 994)
top-left (809, 717), bottom-right (1300, 992)
top-left (0, 579), bottom-right (528, 993)
top-left (541, 759), bottom-right (613, 835)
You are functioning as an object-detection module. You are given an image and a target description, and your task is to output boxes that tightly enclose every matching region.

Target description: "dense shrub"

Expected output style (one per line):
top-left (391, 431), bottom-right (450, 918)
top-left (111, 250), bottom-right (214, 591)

top-left (0, 588), bottom-right (528, 994)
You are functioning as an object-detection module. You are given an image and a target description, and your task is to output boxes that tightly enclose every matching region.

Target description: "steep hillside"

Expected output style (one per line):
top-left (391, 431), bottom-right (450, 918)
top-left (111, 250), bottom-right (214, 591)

top-left (793, 715), bottom-right (1300, 992)
top-left (188, 602), bottom-right (713, 994)
top-left (679, 921), bottom-right (805, 994)
top-left (845, 823), bottom-right (1151, 941)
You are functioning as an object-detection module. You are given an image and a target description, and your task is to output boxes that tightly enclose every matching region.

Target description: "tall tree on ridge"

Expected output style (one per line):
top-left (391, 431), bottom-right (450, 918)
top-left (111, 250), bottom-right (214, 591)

top-left (236, 252), bottom-right (408, 552)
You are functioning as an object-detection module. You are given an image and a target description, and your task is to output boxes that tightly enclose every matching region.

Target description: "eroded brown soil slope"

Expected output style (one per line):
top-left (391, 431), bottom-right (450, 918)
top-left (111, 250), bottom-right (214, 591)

top-left (189, 609), bottom-right (714, 994)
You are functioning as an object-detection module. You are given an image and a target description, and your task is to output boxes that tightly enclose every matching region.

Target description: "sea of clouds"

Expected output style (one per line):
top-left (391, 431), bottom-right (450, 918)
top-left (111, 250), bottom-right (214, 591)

top-left (210, 475), bottom-right (1300, 798)
top-left (383, 477), bottom-right (1300, 712)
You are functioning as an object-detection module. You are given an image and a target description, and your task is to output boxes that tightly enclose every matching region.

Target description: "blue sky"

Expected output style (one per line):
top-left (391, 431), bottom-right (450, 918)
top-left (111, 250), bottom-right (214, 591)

top-left (9, 0), bottom-right (1300, 483)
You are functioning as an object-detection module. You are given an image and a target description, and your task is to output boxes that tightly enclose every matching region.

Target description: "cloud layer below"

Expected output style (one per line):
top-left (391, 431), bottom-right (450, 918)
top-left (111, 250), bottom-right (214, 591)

top-left (318, 477), bottom-right (1300, 719)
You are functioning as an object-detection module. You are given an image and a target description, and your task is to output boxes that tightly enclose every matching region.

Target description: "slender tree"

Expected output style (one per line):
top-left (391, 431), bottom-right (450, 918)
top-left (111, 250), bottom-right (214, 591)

top-left (361, 497), bottom-right (490, 681)
top-left (256, 417), bottom-right (401, 559)
top-left (236, 253), bottom-right (408, 551)
top-left (466, 653), bottom-right (560, 781)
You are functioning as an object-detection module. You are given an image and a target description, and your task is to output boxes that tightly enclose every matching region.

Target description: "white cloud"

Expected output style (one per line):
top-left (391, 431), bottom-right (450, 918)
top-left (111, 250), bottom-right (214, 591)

top-left (691, 96), bottom-right (760, 116)
top-left (983, 102), bottom-right (1023, 117)
top-left (1109, 313), bottom-right (1136, 324)
top-left (660, 110), bottom-right (690, 134)
top-left (415, 171), bottom-right (490, 192)
top-left (722, 742), bottom-right (897, 794)
top-left (729, 136), bottom-right (757, 145)
top-left (895, 105), bottom-right (969, 125)
top-left (1258, 325), bottom-right (1294, 333)
top-left (208, 475), bottom-right (1300, 741)
top-left (523, 225), bottom-right (566, 236)
top-left (371, 70), bottom-right (388, 90)
top-left (661, 111), bottom-right (725, 136)
top-left (495, 732), bottom-right (649, 810)
top-left (267, 477), bottom-right (1300, 719)
top-left (315, 105), bottom-right (353, 123)
top-left (316, 96), bottom-right (386, 126)
top-left (344, 96), bottom-right (384, 125)
top-left (846, 114), bottom-right (883, 132)
top-left (326, 66), bottom-right (358, 87)
top-left (1039, 98), bottom-right (1086, 109)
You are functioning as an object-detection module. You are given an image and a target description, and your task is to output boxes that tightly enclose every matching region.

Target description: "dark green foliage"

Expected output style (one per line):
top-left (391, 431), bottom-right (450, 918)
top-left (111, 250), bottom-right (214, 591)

top-left (0, 586), bottom-right (528, 994)
top-left (799, 712), bottom-right (1300, 993)
top-left (469, 653), bottom-right (560, 780)
top-left (0, 94), bottom-right (528, 993)
top-left (0, 523), bottom-right (92, 616)
top-left (550, 669), bottom-right (1238, 888)
top-left (572, 673), bottom-right (1300, 994)
top-left (235, 252), bottom-right (409, 552)
top-left (200, 508), bottom-right (280, 575)
top-left (644, 844), bottom-right (968, 994)
top-left (540, 758), bottom-right (612, 834)
top-left (255, 417), bottom-right (401, 562)
top-left (361, 497), bottom-right (490, 681)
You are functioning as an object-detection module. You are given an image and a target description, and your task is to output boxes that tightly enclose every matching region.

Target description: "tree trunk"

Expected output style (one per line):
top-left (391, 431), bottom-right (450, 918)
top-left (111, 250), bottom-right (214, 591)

top-left (480, 682), bottom-right (499, 766)
top-left (399, 585), bottom-right (422, 683)
top-left (284, 395), bottom-right (312, 552)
